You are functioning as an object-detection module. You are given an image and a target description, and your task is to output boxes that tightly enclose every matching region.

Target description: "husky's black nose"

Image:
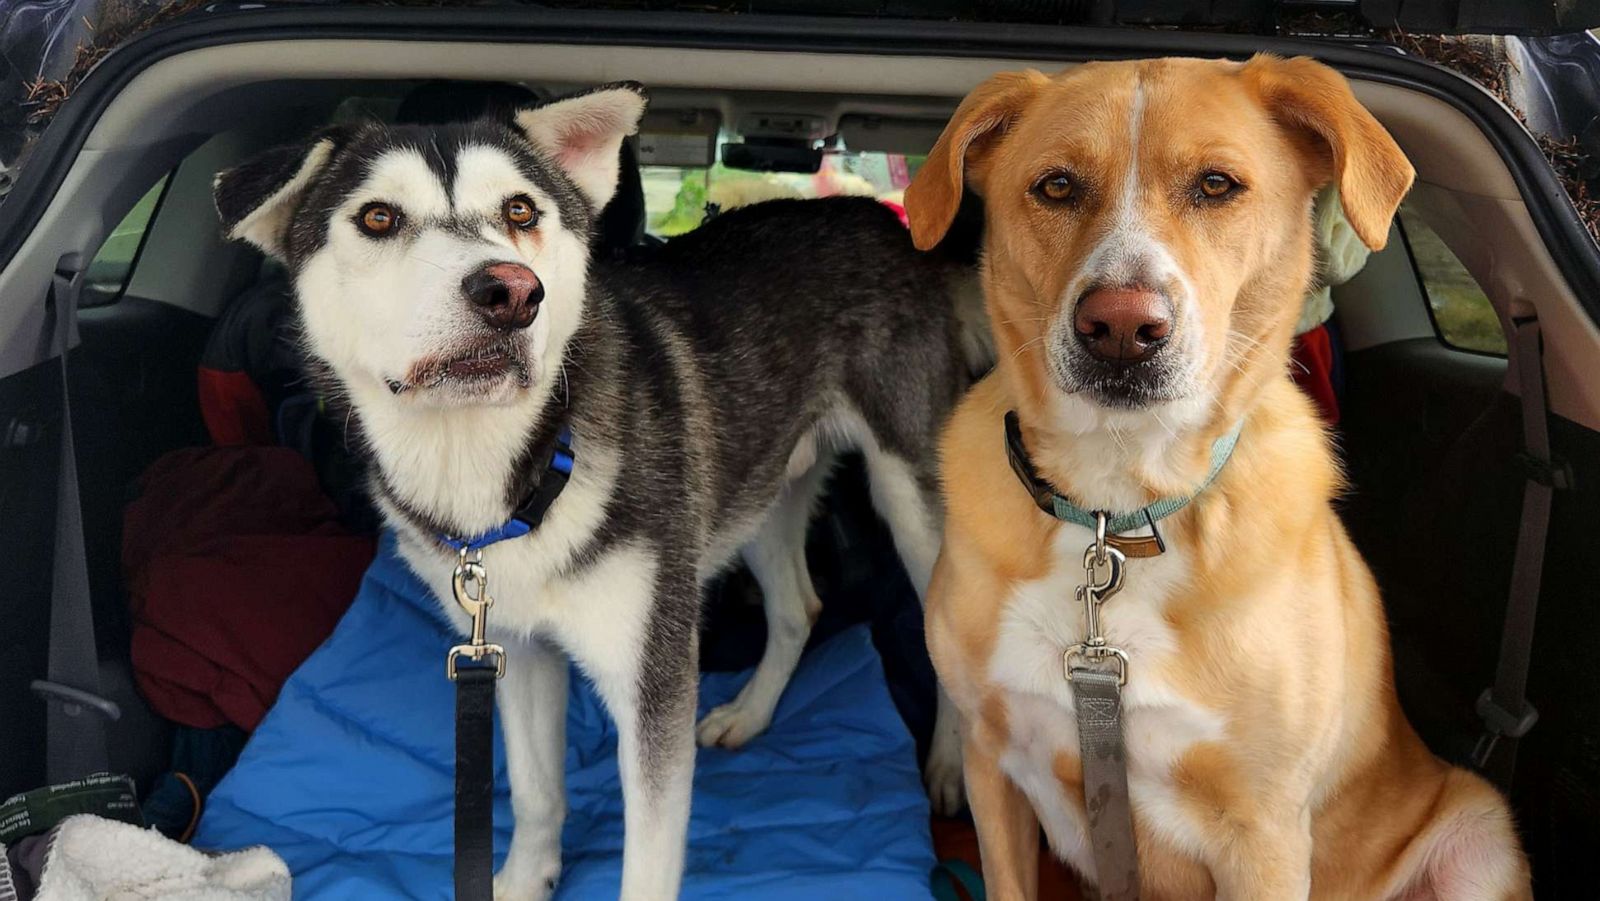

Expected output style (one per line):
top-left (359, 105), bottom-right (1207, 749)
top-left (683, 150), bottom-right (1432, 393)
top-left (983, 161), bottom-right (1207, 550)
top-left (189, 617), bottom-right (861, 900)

top-left (463, 262), bottom-right (544, 330)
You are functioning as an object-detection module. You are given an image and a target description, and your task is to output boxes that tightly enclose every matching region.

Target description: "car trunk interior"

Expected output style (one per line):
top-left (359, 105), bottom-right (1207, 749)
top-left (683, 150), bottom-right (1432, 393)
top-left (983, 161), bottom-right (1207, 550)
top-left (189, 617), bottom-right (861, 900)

top-left (2, 18), bottom-right (1598, 895)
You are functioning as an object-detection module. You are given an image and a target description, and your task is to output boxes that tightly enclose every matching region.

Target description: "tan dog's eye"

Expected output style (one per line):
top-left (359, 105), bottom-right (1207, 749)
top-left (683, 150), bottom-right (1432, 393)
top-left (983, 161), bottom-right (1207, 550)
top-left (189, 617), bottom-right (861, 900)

top-left (1198, 172), bottom-right (1240, 200)
top-left (1035, 174), bottom-right (1076, 204)
top-left (357, 202), bottom-right (400, 237)
top-left (504, 196), bottom-right (538, 229)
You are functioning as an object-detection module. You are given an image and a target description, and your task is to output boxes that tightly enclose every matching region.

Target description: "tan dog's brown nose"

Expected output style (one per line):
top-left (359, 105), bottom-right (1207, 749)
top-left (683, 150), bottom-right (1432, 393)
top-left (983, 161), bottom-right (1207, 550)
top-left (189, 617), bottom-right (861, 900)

top-left (464, 262), bottom-right (544, 331)
top-left (1074, 286), bottom-right (1173, 364)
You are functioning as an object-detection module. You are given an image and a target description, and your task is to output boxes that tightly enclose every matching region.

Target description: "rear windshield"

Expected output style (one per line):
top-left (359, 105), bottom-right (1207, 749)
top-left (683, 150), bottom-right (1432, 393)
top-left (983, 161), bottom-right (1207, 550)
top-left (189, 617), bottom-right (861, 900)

top-left (642, 139), bottom-right (924, 237)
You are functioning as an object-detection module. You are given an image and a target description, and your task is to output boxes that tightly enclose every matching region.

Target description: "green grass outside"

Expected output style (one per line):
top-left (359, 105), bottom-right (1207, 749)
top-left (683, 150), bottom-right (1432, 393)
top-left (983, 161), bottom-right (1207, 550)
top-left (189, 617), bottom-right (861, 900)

top-left (1398, 207), bottom-right (1507, 355)
top-left (94, 177), bottom-right (166, 269)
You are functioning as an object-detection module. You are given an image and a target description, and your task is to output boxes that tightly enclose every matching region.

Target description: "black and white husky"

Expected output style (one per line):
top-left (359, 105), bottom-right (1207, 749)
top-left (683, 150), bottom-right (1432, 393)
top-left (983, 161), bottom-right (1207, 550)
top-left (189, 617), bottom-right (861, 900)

top-left (214, 84), bottom-right (975, 899)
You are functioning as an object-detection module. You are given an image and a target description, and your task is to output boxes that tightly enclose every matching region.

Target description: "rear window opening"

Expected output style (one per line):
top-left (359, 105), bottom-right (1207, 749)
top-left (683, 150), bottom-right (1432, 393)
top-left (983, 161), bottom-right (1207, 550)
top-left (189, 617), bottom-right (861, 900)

top-left (1397, 203), bottom-right (1507, 355)
top-left (641, 139), bottom-right (922, 237)
top-left (83, 174), bottom-right (171, 306)
top-left (2, 34), bottom-right (1596, 894)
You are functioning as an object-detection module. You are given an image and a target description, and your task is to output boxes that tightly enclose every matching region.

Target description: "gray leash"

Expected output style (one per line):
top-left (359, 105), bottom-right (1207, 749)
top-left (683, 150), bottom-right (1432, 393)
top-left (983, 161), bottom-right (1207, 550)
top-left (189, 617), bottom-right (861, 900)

top-left (1066, 515), bottom-right (1140, 901)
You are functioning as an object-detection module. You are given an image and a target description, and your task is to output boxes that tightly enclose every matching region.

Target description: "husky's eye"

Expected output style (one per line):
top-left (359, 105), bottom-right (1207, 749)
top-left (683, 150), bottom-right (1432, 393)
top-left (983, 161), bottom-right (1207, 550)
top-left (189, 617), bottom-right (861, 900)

top-left (1034, 173), bottom-right (1077, 204)
top-left (1197, 171), bottom-right (1242, 201)
top-left (504, 196), bottom-right (538, 229)
top-left (357, 202), bottom-right (400, 237)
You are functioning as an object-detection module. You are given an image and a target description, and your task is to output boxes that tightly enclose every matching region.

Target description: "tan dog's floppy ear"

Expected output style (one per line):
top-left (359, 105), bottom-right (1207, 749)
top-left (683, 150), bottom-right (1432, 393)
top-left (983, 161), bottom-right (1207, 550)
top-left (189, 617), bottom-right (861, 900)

top-left (905, 70), bottom-right (1045, 251)
top-left (1244, 54), bottom-right (1414, 251)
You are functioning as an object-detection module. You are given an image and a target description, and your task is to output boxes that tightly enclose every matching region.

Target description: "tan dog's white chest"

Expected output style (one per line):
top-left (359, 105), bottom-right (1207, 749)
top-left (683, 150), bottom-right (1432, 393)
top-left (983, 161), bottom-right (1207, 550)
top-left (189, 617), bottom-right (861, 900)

top-left (987, 525), bottom-right (1223, 879)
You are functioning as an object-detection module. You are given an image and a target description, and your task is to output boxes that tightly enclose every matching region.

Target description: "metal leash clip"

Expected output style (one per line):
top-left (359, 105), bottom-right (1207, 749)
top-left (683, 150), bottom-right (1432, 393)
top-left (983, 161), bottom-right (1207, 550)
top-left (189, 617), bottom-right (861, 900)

top-left (447, 546), bottom-right (506, 681)
top-left (1065, 512), bottom-right (1130, 685)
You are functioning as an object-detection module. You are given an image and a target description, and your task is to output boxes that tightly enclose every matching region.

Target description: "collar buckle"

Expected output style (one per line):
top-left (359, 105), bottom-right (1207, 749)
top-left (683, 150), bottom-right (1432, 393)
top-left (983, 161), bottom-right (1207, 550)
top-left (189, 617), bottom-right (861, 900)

top-left (1105, 510), bottom-right (1166, 559)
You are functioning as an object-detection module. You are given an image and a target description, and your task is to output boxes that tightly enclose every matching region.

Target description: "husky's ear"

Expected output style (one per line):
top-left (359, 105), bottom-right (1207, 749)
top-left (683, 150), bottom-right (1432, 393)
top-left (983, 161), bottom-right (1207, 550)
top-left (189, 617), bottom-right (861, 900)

top-left (1243, 54), bottom-right (1414, 251)
top-left (905, 69), bottom-right (1047, 251)
top-left (513, 82), bottom-right (648, 209)
top-left (214, 127), bottom-right (348, 260)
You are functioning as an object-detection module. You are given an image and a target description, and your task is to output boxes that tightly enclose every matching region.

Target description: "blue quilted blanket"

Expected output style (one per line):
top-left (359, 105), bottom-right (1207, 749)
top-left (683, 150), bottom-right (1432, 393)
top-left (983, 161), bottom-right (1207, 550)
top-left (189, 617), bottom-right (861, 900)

top-left (194, 535), bottom-right (935, 899)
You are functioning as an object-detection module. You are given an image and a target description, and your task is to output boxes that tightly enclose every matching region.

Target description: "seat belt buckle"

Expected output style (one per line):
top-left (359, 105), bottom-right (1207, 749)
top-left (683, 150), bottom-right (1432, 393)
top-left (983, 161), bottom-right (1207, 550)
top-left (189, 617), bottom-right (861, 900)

top-left (1471, 690), bottom-right (1538, 770)
top-left (1475, 688), bottom-right (1538, 739)
top-left (1514, 451), bottom-right (1575, 490)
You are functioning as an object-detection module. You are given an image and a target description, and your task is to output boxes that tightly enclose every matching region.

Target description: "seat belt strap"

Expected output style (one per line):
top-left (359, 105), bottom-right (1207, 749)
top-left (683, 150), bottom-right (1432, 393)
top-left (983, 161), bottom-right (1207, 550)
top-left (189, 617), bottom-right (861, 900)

top-left (29, 254), bottom-right (119, 783)
top-left (1472, 315), bottom-right (1567, 787)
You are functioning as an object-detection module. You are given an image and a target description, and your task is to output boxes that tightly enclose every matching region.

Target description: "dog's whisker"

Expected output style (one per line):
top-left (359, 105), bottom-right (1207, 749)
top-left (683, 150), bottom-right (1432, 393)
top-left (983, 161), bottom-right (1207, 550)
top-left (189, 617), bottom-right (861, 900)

top-left (1106, 420), bottom-right (1129, 454)
top-left (1224, 328), bottom-right (1267, 351)
top-left (1151, 410), bottom-right (1179, 442)
top-left (1010, 336), bottom-right (1048, 360)
top-left (404, 254), bottom-right (453, 275)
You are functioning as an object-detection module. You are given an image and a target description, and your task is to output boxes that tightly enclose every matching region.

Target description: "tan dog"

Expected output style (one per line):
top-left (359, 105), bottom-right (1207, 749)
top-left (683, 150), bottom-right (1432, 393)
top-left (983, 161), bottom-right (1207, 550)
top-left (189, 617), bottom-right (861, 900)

top-left (907, 56), bottom-right (1532, 900)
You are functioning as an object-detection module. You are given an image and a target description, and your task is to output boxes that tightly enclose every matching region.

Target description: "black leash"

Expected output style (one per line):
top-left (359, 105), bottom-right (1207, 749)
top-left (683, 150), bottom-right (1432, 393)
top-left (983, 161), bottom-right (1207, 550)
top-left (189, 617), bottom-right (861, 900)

top-left (442, 424), bottom-right (575, 899)
top-left (455, 665), bottom-right (498, 901)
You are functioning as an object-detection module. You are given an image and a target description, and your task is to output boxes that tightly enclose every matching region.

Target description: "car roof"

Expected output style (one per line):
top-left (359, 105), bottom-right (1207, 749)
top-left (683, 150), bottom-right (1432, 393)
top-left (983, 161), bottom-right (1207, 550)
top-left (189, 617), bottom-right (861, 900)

top-left (4, 0), bottom-right (1597, 193)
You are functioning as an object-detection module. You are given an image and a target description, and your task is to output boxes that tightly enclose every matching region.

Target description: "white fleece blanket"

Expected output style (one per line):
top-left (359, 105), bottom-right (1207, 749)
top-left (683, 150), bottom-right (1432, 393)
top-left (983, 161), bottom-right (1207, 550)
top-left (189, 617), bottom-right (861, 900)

top-left (11, 814), bottom-right (289, 901)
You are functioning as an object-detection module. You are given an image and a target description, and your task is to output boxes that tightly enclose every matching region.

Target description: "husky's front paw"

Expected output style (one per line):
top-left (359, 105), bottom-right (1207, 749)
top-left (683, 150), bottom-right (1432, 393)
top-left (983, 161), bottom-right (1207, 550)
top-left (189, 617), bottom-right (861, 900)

top-left (695, 697), bottom-right (773, 749)
top-left (924, 722), bottom-right (966, 816)
top-left (493, 843), bottom-right (561, 901)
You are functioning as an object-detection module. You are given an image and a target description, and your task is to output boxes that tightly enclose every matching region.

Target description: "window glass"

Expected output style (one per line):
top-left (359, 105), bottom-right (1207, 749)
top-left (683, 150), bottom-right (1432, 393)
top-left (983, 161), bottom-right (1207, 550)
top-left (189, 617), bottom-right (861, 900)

top-left (642, 138), bottom-right (922, 237)
top-left (1397, 204), bottom-right (1506, 355)
top-left (83, 174), bottom-right (170, 305)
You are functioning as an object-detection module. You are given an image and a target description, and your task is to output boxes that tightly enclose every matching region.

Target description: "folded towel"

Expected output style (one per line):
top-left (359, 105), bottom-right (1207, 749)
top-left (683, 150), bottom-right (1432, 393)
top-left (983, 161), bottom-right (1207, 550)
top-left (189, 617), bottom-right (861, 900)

top-left (0, 814), bottom-right (288, 901)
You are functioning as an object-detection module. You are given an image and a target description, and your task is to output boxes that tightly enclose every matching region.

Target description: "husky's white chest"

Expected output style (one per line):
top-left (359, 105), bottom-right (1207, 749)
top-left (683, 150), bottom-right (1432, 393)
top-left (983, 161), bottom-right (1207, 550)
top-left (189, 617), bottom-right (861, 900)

top-left (394, 518), bottom-right (661, 692)
top-left (986, 525), bottom-right (1223, 878)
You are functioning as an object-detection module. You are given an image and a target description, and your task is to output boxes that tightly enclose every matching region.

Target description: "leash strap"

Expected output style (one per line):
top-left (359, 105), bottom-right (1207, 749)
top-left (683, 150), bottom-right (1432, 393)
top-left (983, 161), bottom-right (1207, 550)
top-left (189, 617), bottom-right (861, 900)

top-left (455, 665), bottom-right (498, 901)
top-left (1067, 533), bottom-right (1140, 901)
top-left (1473, 315), bottom-right (1568, 786)
top-left (1071, 668), bottom-right (1140, 901)
top-left (443, 428), bottom-right (573, 896)
top-left (448, 551), bottom-right (504, 899)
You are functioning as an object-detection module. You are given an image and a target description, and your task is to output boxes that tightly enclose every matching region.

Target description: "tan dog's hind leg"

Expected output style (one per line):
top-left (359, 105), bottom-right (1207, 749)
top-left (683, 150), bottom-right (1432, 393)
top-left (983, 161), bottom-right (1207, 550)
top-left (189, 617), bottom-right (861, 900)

top-left (1388, 769), bottom-right (1532, 901)
top-left (963, 732), bottom-right (1041, 901)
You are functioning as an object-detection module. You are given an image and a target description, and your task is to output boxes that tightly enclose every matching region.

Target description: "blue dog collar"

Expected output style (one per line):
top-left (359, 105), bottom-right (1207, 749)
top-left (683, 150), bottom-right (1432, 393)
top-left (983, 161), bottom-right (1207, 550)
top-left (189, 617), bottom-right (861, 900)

top-left (440, 426), bottom-right (574, 552)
